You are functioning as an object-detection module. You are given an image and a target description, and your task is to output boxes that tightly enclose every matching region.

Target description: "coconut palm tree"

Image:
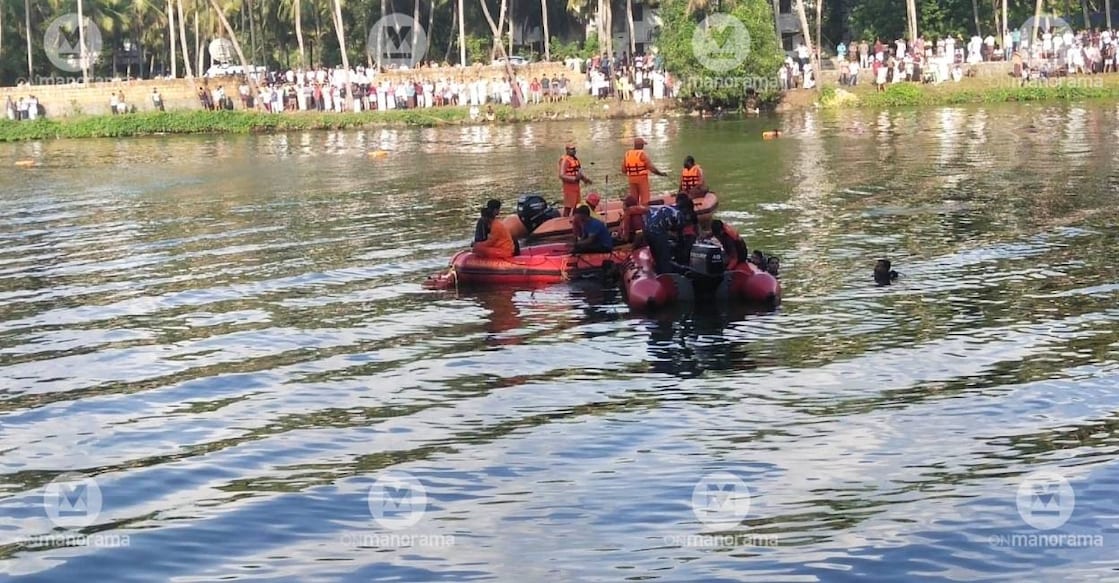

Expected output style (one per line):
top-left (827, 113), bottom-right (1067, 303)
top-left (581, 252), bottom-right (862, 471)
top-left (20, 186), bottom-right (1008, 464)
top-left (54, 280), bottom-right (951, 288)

top-left (25, 0), bottom-right (33, 79)
top-left (794, 0), bottom-right (816, 88)
top-left (541, 0), bottom-right (550, 60)
top-left (330, 0), bottom-right (351, 109)
top-left (293, 0), bottom-right (305, 65)
top-left (178, 0), bottom-right (193, 77)
top-left (209, 0), bottom-right (255, 93)
top-left (625, 0), bottom-right (634, 59)
top-left (458, 0), bottom-right (466, 64)
top-left (907, 0), bottom-right (917, 42)
top-left (480, 0), bottom-right (522, 105)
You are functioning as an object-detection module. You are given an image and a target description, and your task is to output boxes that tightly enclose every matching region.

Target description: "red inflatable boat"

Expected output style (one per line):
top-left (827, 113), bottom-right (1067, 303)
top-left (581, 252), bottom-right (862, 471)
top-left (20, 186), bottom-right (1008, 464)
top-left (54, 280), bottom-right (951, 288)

top-left (505, 192), bottom-right (719, 242)
top-left (425, 242), bottom-right (631, 289)
top-left (621, 245), bottom-right (781, 311)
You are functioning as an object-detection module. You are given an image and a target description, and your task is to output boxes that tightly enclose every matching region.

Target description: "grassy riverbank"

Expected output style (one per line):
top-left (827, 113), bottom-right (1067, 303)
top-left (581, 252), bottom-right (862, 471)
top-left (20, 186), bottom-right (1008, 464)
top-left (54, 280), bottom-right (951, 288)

top-left (818, 71), bottom-right (1119, 108)
top-left (0, 96), bottom-right (663, 142)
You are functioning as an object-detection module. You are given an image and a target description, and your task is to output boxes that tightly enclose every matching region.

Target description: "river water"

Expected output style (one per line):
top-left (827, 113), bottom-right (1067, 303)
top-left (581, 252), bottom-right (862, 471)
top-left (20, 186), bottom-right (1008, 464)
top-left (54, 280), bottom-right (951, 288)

top-left (2, 104), bottom-right (1119, 582)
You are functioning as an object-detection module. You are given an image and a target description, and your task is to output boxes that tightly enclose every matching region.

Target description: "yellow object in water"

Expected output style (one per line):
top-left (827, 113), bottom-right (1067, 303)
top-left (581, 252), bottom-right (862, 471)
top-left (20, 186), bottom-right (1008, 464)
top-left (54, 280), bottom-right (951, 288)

top-left (14, 160), bottom-right (36, 167)
top-left (369, 150), bottom-right (390, 159)
top-left (761, 130), bottom-right (781, 140)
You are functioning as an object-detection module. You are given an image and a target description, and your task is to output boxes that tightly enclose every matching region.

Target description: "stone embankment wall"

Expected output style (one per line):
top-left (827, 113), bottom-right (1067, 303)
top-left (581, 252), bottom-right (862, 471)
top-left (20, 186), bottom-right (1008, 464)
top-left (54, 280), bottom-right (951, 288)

top-left (1, 62), bottom-right (585, 117)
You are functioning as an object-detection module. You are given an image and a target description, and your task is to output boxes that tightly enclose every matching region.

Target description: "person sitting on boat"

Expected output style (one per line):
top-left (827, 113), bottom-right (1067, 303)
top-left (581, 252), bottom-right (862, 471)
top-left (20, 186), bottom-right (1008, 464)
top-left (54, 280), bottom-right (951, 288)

top-left (643, 198), bottom-right (687, 274)
top-left (571, 206), bottom-right (614, 254)
top-left (472, 206), bottom-right (515, 259)
top-left (474, 199), bottom-right (503, 243)
top-left (574, 192), bottom-right (603, 221)
top-left (673, 194), bottom-right (700, 265)
top-left (619, 195), bottom-right (647, 245)
top-left (710, 219), bottom-right (748, 269)
top-left (678, 156), bottom-right (708, 199)
top-left (559, 143), bottom-right (594, 217)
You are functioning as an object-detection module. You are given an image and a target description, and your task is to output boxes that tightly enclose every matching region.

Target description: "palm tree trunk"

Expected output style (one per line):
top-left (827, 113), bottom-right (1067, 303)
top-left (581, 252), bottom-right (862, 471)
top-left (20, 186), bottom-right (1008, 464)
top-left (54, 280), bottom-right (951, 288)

top-left (78, 0), bottom-right (89, 83)
top-left (458, 0), bottom-right (467, 64)
top-left (195, 9), bottom-right (202, 74)
top-left (295, 0), bottom-right (306, 66)
top-left (626, 0), bottom-right (635, 58)
top-left (209, 0), bottom-right (256, 94)
top-left (178, 0), bottom-right (194, 78)
top-left (427, 0), bottom-right (435, 62)
top-left (378, 0), bottom-right (386, 70)
top-left (596, 0), bottom-right (605, 52)
top-left (25, 0), bottom-right (32, 79)
top-left (508, 0), bottom-right (514, 57)
top-left (541, 0), bottom-right (551, 60)
top-left (991, 0), bottom-right (1000, 42)
top-left (1081, 0), bottom-right (1090, 29)
top-left (247, 0), bottom-right (258, 64)
top-left (1002, 0), bottom-right (1008, 49)
top-left (972, 0), bottom-right (981, 36)
top-left (479, 0), bottom-right (523, 105)
top-left (605, 0), bottom-right (613, 57)
top-left (816, 0), bottom-right (822, 70)
top-left (794, 0), bottom-right (816, 89)
top-left (1108, 0), bottom-right (1113, 29)
top-left (1033, 0), bottom-right (1042, 46)
top-left (414, 0), bottom-right (421, 64)
top-left (169, 0), bottom-right (178, 77)
top-left (772, 0), bottom-right (782, 45)
top-left (906, 0), bottom-right (917, 42)
top-left (330, 0), bottom-right (353, 109)
top-left (496, 0), bottom-right (508, 60)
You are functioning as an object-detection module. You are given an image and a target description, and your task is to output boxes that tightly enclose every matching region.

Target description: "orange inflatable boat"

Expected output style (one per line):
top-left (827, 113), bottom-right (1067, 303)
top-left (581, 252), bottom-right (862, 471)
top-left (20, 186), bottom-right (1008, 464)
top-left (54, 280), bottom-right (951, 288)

top-left (425, 242), bottom-right (631, 289)
top-left (621, 243), bottom-right (781, 311)
top-left (504, 192), bottom-right (718, 242)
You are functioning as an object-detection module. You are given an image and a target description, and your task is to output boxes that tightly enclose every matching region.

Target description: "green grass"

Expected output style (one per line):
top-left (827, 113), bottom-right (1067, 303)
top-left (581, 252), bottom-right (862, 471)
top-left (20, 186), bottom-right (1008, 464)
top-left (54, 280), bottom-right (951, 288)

top-left (0, 96), bottom-right (657, 142)
top-left (820, 73), bottom-right (1119, 109)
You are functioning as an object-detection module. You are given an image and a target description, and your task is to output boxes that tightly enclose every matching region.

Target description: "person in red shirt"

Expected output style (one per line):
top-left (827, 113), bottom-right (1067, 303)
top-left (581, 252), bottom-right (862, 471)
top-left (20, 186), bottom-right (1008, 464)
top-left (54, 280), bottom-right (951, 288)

top-left (619, 194), bottom-right (647, 245)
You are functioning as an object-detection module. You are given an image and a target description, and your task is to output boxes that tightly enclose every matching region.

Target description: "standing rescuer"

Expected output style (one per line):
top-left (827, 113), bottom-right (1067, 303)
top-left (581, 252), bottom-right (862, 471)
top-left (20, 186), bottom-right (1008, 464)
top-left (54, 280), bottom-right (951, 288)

top-left (559, 143), bottom-right (593, 217)
top-left (622, 137), bottom-right (667, 206)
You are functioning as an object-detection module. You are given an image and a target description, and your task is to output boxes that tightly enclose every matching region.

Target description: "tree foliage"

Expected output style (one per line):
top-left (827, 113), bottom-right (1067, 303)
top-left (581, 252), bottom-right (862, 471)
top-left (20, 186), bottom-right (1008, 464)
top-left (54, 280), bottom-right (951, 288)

top-left (657, 0), bottom-right (784, 106)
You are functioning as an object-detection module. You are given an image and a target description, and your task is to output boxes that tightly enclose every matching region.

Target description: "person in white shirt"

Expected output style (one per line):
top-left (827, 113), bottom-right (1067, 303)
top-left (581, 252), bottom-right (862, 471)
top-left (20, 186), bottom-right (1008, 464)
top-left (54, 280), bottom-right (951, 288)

top-left (27, 95), bottom-right (38, 120)
top-left (109, 92), bottom-right (119, 115)
top-left (848, 60), bottom-right (859, 85)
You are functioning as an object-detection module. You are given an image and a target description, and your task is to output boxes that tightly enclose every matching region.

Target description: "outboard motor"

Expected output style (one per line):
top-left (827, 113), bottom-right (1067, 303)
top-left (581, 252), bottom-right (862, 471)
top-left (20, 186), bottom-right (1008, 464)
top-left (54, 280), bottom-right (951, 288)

top-left (689, 241), bottom-right (726, 278)
top-left (516, 194), bottom-right (560, 234)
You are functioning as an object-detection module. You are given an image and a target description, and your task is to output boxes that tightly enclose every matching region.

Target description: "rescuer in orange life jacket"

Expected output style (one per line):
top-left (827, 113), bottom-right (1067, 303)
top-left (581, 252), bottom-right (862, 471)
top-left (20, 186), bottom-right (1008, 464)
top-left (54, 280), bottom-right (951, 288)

top-left (559, 143), bottom-right (594, 217)
top-left (622, 137), bottom-right (667, 206)
top-left (678, 156), bottom-right (709, 199)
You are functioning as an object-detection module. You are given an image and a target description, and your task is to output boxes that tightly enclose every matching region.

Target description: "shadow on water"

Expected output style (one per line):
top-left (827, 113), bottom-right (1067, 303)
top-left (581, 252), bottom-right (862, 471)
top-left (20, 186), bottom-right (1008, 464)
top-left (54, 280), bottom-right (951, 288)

top-left (644, 304), bottom-right (775, 379)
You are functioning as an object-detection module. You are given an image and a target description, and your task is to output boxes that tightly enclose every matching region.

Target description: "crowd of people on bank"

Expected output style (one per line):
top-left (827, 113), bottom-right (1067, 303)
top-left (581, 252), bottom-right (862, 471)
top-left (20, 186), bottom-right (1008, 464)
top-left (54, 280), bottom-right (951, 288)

top-left (4, 95), bottom-right (43, 120)
top-left (778, 26), bottom-right (1119, 91)
top-left (470, 137), bottom-right (779, 280)
top-left (184, 52), bottom-right (674, 115)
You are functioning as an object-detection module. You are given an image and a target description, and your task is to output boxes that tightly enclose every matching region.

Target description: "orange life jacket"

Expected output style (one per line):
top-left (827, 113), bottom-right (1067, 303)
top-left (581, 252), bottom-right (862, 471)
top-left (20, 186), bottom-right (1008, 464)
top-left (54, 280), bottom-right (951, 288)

top-left (623, 150), bottom-right (648, 177)
top-left (680, 165), bottom-right (702, 190)
top-left (561, 154), bottom-right (581, 179)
